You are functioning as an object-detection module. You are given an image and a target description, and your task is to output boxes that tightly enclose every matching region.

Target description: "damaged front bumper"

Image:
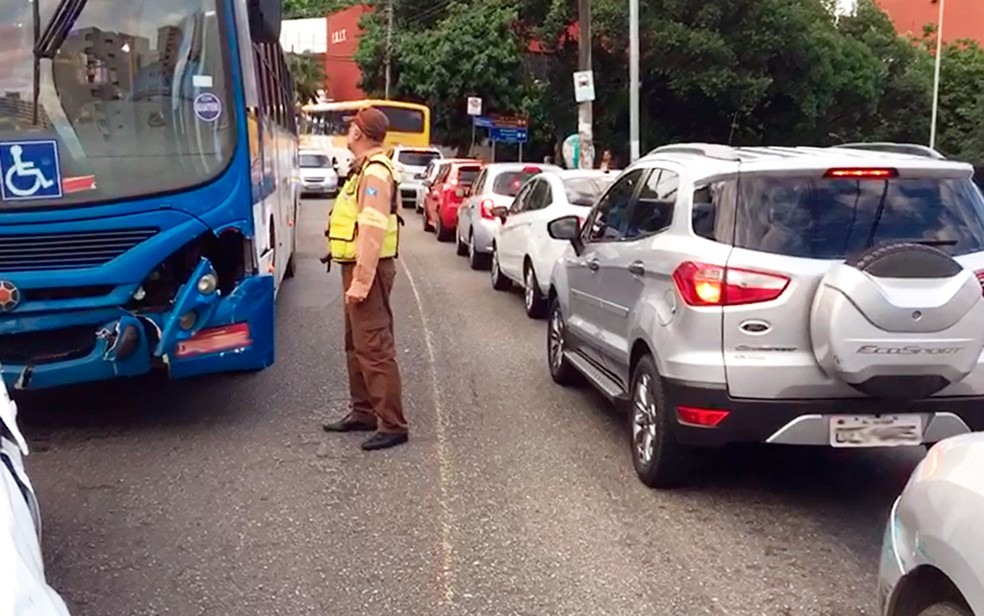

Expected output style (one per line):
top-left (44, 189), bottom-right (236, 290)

top-left (0, 259), bottom-right (275, 391)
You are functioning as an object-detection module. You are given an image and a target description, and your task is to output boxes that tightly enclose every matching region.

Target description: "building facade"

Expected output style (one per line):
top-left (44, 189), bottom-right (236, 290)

top-left (876, 0), bottom-right (983, 43)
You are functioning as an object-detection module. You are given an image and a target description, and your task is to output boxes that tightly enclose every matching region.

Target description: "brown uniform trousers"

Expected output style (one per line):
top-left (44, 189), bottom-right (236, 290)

top-left (342, 258), bottom-right (407, 434)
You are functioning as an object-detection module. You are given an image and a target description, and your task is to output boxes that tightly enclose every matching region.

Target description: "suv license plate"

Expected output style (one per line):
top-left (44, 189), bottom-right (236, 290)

top-left (829, 414), bottom-right (924, 448)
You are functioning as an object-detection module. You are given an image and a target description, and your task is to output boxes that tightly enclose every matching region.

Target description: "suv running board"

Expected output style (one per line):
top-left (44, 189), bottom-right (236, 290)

top-left (564, 350), bottom-right (630, 403)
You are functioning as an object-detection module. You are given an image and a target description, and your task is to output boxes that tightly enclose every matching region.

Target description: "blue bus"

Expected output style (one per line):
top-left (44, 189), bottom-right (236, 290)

top-left (0, 0), bottom-right (298, 390)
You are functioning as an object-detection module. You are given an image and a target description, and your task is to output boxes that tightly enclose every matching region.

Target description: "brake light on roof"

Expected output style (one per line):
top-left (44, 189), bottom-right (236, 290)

top-left (522, 166), bottom-right (542, 174)
top-left (480, 198), bottom-right (496, 220)
top-left (824, 168), bottom-right (898, 179)
top-left (672, 262), bottom-right (790, 306)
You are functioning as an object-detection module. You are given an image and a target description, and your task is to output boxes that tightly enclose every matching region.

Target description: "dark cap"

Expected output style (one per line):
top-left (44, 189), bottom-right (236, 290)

top-left (353, 107), bottom-right (389, 142)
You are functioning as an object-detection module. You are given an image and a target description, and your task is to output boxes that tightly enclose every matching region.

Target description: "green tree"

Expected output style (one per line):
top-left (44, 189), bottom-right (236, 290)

top-left (288, 53), bottom-right (327, 103)
top-left (357, 1), bottom-right (530, 149)
top-left (930, 39), bottom-right (984, 163)
top-left (284, 0), bottom-right (352, 19)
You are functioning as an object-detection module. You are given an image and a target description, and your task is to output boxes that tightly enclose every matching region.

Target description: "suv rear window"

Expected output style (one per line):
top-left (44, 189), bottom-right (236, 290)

top-left (492, 170), bottom-right (540, 197)
top-left (300, 153), bottom-right (330, 168)
top-left (397, 150), bottom-right (441, 167)
top-left (457, 167), bottom-right (481, 184)
top-left (698, 175), bottom-right (984, 259)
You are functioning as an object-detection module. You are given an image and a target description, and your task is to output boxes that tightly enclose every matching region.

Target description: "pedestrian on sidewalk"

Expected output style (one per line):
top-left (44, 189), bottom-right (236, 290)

top-left (322, 107), bottom-right (409, 451)
top-left (599, 149), bottom-right (614, 172)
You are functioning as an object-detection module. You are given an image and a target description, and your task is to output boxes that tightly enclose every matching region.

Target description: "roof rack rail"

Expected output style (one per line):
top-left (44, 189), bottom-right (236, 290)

top-left (835, 142), bottom-right (947, 160)
top-left (647, 143), bottom-right (741, 162)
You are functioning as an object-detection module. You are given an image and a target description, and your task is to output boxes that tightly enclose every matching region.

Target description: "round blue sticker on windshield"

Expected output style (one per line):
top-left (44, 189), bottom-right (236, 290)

top-left (193, 92), bottom-right (222, 122)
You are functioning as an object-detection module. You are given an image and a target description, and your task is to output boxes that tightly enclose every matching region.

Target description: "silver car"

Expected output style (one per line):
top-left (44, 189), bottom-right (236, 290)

top-left (546, 142), bottom-right (984, 488)
top-left (455, 162), bottom-right (560, 270)
top-left (298, 149), bottom-right (339, 198)
top-left (390, 146), bottom-right (442, 210)
top-left (878, 434), bottom-right (983, 616)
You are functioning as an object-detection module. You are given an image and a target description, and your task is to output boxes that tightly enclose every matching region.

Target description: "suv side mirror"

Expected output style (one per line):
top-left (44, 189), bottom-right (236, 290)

top-left (548, 216), bottom-right (583, 255)
top-left (248, 0), bottom-right (282, 44)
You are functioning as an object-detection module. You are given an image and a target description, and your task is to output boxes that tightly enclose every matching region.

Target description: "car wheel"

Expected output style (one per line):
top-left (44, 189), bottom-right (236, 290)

top-left (524, 263), bottom-right (548, 319)
top-left (547, 298), bottom-right (580, 386)
top-left (468, 232), bottom-right (488, 270)
top-left (630, 354), bottom-right (697, 489)
top-left (491, 245), bottom-right (511, 291)
top-left (916, 604), bottom-right (973, 616)
top-left (436, 216), bottom-right (452, 242)
top-left (423, 209), bottom-right (434, 232)
top-left (456, 233), bottom-right (468, 256)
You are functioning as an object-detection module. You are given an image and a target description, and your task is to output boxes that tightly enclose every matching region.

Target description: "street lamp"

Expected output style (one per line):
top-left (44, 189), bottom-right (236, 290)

top-left (929, 0), bottom-right (945, 150)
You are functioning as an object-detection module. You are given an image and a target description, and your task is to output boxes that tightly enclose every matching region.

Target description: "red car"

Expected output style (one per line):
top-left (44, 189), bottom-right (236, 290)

top-left (423, 159), bottom-right (482, 242)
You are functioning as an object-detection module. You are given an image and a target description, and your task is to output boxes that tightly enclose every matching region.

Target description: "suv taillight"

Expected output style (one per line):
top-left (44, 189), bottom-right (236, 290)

top-left (672, 261), bottom-right (789, 306)
top-left (480, 199), bottom-right (496, 220)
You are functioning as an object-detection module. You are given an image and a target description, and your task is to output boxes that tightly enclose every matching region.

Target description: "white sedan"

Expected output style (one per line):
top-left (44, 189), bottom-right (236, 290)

top-left (488, 169), bottom-right (616, 318)
top-left (1, 377), bottom-right (71, 615)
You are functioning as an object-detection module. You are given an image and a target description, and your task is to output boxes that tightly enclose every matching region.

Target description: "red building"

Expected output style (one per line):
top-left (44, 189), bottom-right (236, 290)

top-left (876, 0), bottom-right (983, 43)
top-left (325, 5), bottom-right (371, 101)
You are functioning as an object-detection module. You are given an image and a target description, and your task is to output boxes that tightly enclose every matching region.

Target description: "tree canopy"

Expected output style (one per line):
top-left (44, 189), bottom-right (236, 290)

top-left (313, 0), bottom-right (983, 163)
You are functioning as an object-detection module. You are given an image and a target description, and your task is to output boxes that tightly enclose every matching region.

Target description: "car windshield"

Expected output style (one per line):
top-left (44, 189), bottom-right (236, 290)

top-left (0, 0), bottom-right (234, 208)
top-left (492, 169), bottom-right (542, 197)
top-left (300, 154), bottom-right (330, 168)
top-left (721, 174), bottom-right (984, 259)
top-left (396, 150), bottom-right (440, 167)
top-left (563, 176), bottom-right (614, 206)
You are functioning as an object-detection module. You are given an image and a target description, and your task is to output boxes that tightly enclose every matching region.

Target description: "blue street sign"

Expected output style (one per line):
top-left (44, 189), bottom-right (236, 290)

top-left (473, 116), bottom-right (494, 128)
top-left (490, 127), bottom-right (528, 143)
top-left (0, 140), bottom-right (63, 201)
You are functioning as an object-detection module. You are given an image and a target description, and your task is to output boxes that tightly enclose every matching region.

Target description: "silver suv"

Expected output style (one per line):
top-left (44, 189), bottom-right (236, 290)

top-left (545, 143), bottom-right (984, 489)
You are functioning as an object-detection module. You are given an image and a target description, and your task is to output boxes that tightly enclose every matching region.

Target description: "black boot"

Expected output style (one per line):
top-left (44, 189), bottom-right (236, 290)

top-left (323, 413), bottom-right (377, 433)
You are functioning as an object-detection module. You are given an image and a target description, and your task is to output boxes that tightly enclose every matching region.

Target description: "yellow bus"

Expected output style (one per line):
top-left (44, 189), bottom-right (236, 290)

top-left (300, 99), bottom-right (431, 150)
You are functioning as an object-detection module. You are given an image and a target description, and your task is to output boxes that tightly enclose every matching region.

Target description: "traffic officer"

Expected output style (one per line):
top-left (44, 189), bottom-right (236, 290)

top-left (322, 107), bottom-right (408, 451)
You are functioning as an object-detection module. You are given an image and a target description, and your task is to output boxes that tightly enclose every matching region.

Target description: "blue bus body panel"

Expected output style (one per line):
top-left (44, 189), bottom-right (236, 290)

top-left (0, 0), bottom-right (290, 390)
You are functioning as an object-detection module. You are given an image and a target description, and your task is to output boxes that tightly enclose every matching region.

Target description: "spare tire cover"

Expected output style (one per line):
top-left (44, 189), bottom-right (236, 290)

top-left (810, 242), bottom-right (984, 399)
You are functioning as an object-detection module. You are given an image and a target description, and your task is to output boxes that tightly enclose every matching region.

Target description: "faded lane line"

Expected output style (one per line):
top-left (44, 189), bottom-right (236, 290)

top-left (399, 257), bottom-right (456, 610)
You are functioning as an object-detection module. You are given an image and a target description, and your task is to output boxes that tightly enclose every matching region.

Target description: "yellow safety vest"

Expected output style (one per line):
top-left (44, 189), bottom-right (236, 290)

top-left (327, 153), bottom-right (401, 263)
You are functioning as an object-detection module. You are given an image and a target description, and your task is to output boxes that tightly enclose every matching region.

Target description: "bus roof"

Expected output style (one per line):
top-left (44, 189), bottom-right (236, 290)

top-left (302, 99), bottom-right (426, 112)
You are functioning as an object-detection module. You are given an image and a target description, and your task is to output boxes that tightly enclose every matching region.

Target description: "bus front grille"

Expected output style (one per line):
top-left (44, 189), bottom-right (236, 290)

top-left (0, 326), bottom-right (97, 365)
top-left (0, 228), bottom-right (159, 272)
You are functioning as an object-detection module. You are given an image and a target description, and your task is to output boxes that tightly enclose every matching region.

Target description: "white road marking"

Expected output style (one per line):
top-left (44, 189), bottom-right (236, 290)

top-left (399, 257), bottom-right (457, 609)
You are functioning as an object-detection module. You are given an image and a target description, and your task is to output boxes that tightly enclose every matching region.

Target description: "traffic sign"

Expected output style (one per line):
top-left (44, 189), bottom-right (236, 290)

top-left (490, 127), bottom-right (528, 143)
top-left (467, 96), bottom-right (482, 116)
top-left (473, 116), bottom-right (494, 128)
top-left (491, 115), bottom-right (527, 128)
top-left (574, 70), bottom-right (595, 103)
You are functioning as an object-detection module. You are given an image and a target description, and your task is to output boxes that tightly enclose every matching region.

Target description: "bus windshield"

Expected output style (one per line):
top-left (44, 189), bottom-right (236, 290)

top-left (0, 0), bottom-right (234, 207)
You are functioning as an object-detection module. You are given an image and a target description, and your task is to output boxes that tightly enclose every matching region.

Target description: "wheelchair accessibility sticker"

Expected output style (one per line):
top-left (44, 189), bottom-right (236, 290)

top-left (0, 140), bottom-right (63, 201)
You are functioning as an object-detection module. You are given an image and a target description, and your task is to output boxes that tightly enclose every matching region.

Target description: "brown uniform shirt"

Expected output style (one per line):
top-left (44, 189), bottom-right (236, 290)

top-left (347, 146), bottom-right (395, 298)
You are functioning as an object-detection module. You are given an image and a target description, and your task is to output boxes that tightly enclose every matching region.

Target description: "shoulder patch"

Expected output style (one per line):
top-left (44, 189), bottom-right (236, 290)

top-left (366, 186), bottom-right (378, 197)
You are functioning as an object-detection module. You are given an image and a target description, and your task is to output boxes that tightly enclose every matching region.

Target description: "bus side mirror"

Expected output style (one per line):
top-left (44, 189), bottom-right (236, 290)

top-left (248, 0), bottom-right (282, 44)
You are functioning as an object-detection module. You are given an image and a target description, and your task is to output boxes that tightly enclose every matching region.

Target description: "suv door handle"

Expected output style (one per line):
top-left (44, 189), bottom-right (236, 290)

top-left (628, 261), bottom-right (645, 277)
top-left (587, 259), bottom-right (600, 272)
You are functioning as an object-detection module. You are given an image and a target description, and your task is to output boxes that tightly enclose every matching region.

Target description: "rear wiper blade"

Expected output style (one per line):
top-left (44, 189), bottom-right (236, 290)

top-left (35, 0), bottom-right (89, 59)
top-left (902, 239), bottom-right (958, 247)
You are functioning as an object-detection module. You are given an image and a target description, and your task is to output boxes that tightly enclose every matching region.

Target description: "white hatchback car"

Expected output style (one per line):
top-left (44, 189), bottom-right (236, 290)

top-left (1, 378), bottom-right (71, 615)
top-left (489, 170), bottom-right (616, 318)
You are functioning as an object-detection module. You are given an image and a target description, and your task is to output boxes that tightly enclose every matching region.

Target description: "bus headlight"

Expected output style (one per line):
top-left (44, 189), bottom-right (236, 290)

top-left (197, 273), bottom-right (218, 295)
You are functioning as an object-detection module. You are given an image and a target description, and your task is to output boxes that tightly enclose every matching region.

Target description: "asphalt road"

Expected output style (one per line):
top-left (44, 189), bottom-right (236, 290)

top-left (17, 198), bottom-right (926, 616)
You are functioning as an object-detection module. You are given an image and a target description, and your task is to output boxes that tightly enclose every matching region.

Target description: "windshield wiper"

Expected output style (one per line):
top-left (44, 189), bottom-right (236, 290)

top-left (899, 239), bottom-right (958, 247)
top-left (34, 0), bottom-right (89, 59)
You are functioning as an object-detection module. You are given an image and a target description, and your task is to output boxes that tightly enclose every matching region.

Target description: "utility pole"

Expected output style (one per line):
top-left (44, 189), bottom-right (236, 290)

top-left (929, 0), bottom-right (945, 150)
top-left (577, 0), bottom-right (593, 170)
top-left (629, 0), bottom-right (639, 161)
top-left (384, 0), bottom-right (394, 99)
